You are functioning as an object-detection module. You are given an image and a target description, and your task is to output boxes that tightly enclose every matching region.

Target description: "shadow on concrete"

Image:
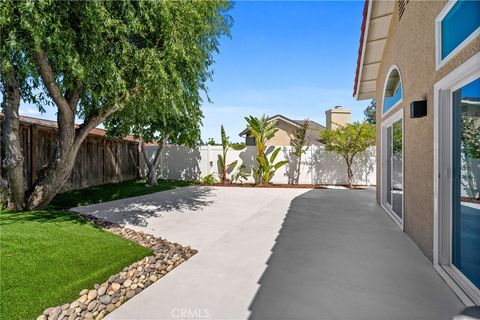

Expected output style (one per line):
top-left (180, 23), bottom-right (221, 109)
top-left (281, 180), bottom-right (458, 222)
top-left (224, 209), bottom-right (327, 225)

top-left (248, 189), bottom-right (464, 320)
top-left (71, 186), bottom-right (214, 227)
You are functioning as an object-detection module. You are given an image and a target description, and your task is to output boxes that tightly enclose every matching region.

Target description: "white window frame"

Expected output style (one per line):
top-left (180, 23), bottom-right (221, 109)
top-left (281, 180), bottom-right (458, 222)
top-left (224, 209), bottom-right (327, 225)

top-left (433, 51), bottom-right (480, 306)
top-left (381, 65), bottom-right (404, 118)
top-left (380, 109), bottom-right (405, 230)
top-left (435, 0), bottom-right (480, 70)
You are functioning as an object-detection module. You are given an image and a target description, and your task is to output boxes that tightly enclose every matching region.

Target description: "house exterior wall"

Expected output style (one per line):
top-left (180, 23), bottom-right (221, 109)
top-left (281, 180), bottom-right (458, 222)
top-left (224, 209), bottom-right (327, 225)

top-left (265, 120), bottom-right (298, 146)
top-left (375, 0), bottom-right (480, 261)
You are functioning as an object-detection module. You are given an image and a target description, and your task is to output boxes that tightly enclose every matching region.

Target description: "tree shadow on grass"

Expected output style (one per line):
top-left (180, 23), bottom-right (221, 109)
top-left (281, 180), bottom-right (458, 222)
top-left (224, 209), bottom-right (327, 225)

top-left (0, 210), bottom-right (88, 226)
top-left (71, 186), bottom-right (214, 227)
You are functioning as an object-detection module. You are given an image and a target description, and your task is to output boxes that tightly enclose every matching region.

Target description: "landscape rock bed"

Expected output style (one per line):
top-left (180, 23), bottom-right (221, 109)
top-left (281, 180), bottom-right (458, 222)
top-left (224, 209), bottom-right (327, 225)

top-left (37, 214), bottom-right (197, 320)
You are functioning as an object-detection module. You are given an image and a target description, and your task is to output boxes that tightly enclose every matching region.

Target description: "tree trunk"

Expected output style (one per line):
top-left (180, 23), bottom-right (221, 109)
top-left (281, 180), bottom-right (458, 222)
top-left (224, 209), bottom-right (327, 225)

top-left (25, 103), bottom-right (78, 209)
top-left (1, 69), bottom-right (25, 211)
top-left (346, 159), bottom-right (353, 189)
top-left (295, 154), bottom-right (302, 184)
top-left (140, 138), bottom-right (165, 187)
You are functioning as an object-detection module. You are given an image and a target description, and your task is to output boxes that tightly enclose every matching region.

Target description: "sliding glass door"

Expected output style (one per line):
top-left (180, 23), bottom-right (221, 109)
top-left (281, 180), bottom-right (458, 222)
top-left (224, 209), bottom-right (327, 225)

top-left (437, 67), bottom-right (480, 304)
top-left (451, 77), bottom-right (480, 290)
top-left (382, 112), bottom-right (403, 226)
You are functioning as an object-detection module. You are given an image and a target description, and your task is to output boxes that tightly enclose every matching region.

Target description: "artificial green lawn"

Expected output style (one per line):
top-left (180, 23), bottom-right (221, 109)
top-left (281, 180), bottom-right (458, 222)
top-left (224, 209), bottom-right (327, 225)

top-left (49, 179), bottom-right (193, 210)
top-left (1, 179), bottom-right (191, 320)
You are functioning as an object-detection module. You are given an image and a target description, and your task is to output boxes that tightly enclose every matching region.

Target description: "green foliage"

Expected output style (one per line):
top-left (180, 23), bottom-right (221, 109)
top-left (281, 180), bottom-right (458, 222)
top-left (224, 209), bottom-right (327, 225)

top-left (1, 1), bottom-right (230, 117)
top-left (461, 114), bottom-right (480, 160)
top-left (201, 173), bottom-right (217, 186)
top-left (292, 120), bottom-right (309, 158)
top-left (230, 164), bottom-right (250, 184)
top-left (0, 210), bottom-right (152, 320)
top-left (319, 122), bottom-right (376, 188)
top-left (254, 147), bottom-right (288, 184)
top-left (207, 138), bottom-right (217, 146)
top-left (244, 115), bottom-right (280, 184)
top-left (364, 100), bottom-right (376, 124)
top-left (291, 119), bottom-right (309, 184)
top-left (217, 125), bottom-right (246, 184)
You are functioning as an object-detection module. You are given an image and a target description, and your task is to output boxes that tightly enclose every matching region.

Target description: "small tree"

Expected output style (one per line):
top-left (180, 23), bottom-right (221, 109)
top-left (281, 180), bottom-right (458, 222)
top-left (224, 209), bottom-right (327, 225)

top-left (291, 120), bottom-right (309, 184)
top-left (319, 122), bottom-right (375, 188)
top-left (364, 100), bottom-right (376, 124)
top-left (217, 125), bottom-right (246, 184)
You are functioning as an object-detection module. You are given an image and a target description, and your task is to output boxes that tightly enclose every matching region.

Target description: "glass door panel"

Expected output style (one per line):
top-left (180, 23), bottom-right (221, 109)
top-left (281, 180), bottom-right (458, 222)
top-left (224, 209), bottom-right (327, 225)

top-left (391, 120), bottom-right (403, 219)
top-left (452, 77), bottom-right (480, 289)
top-left (383, 117), bottom-right (403, 222)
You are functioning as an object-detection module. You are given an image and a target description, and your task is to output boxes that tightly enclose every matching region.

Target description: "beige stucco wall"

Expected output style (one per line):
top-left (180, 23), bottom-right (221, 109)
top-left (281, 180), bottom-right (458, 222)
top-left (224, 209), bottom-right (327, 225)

top-left (265, 120), bottom-right (298, 146)
top-left (375, 0), bottom-right (480, 261)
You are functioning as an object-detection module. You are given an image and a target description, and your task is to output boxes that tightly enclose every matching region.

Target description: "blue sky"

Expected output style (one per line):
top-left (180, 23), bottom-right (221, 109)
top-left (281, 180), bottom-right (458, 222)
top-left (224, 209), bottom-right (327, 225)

top-left (200, 0), bottom-right (368, 142)
top-left (16, 1), bottom-right (369, 143)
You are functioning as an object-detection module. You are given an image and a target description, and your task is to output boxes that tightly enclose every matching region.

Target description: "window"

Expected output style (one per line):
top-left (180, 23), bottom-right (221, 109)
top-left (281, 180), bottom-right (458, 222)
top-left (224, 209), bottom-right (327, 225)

top-left (436, 0), bottom-right (480, 67)
top-left (382, 67), bottom-right (403, 114)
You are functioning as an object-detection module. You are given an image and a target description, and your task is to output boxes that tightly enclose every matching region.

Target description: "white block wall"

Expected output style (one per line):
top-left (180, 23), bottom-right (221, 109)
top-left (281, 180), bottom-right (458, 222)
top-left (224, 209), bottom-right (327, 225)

top-left (141, 145), bottom-right (376, 186)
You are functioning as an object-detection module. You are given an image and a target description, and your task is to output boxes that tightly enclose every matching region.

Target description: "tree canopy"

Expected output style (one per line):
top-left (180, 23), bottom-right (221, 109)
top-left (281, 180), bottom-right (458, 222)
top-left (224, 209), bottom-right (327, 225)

top-left (319, 122), bottom-right (375, 188)
top-left (0, 0), bottom-right (232, 209)
top-left (364, 100), bottom-right (376, 124)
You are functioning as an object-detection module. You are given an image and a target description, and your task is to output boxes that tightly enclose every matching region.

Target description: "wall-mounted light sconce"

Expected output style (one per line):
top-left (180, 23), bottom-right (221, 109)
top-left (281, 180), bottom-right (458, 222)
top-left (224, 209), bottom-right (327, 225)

top-left (410, 100), bottom-right (427, 118)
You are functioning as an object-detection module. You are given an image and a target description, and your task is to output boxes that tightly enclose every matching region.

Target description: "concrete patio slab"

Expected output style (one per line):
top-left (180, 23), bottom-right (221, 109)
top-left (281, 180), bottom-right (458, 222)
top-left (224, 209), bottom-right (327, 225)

top-left (72, 187), bottom-right (464, 320)
top-left (248, 189), bottom-right (464, 320)
top-left (72, 186), bottom-right (308, 319)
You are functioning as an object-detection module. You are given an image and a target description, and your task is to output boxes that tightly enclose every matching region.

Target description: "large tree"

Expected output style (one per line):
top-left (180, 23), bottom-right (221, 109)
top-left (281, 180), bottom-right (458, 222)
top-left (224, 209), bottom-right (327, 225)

top-left (0, 0), bottom-right (232, 210)
top-left (319, 122), bottom-right (375, 188)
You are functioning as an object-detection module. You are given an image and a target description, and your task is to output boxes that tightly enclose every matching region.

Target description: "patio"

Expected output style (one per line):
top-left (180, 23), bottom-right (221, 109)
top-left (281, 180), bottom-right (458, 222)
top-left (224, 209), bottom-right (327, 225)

top-left (72, 187), bottom-right (464, 319)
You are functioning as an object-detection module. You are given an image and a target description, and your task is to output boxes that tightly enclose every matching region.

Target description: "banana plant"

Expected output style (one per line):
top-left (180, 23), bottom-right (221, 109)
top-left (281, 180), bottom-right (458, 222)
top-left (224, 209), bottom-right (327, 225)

top-left (244, 115), bottom-right (278, 184)
top-left (254, 147), bottom-right (288, 184)
top-left (218, 125), bottom-right (246, 184)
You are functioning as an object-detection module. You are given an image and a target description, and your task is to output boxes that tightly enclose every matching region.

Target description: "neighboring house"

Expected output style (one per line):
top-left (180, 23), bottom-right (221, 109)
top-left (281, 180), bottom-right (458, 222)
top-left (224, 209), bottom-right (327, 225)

top-left (354, 0), bottom-right (480, 305)
top-left (239, 106), bottom-right (351, 146)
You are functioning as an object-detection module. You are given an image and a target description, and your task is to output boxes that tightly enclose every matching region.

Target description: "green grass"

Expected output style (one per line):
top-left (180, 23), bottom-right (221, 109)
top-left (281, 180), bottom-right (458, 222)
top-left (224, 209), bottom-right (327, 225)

top-left (49, 179), bottom-right (193, 210)
top-left (0, 210), bottom-right (153, 320)
top-left (1, 179), bottom-right (191, 319)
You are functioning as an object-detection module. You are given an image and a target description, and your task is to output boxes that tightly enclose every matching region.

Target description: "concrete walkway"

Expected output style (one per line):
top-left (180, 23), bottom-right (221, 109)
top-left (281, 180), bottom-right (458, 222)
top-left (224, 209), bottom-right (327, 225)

top-left (73, 187), bottom-right (464, 320)
top-left (72, 186), bottom-right (308, 319)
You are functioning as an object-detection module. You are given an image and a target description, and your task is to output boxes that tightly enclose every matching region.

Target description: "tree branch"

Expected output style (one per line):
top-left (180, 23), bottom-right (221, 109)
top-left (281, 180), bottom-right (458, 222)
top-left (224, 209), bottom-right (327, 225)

top-left (34, 49), bottom-right (73, 118)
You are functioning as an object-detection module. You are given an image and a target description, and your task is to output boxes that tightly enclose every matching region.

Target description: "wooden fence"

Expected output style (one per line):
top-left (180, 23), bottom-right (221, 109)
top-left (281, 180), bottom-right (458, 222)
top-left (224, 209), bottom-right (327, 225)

top-left (1, 116), bottom-right (140, 192)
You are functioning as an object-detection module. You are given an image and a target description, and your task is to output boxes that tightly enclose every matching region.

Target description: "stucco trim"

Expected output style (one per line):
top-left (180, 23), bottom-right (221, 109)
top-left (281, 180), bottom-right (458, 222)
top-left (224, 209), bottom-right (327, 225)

top-left (435, 0), bottom-right (480, 70)
top-left (381, 65), bottom-right (404, 119)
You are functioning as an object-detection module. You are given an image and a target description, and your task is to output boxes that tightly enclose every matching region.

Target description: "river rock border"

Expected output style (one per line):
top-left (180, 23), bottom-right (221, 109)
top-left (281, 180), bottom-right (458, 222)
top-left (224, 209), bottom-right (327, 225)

top-left (37, 214), bottom-right (197, 320)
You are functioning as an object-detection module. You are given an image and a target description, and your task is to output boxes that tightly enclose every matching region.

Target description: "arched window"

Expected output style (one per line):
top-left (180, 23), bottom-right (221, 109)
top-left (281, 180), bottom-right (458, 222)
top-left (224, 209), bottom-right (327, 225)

top-left (383, 66), bottom-right (403, 114)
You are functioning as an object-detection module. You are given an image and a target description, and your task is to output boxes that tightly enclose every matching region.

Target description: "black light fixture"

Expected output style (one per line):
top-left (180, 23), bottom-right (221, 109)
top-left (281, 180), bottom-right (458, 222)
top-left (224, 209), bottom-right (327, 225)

top-left (410, 100), bottom-right (427, 118)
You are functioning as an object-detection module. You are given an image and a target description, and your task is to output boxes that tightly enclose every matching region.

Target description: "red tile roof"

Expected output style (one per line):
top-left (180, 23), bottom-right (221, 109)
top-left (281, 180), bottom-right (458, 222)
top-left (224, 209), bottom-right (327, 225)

top-left (353, 0), bottom-right (369, 97)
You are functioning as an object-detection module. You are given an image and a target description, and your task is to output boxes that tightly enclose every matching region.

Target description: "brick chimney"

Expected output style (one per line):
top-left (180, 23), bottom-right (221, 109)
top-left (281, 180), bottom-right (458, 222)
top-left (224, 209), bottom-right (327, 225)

top-left (325, 106), bottom-right (351, 130)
